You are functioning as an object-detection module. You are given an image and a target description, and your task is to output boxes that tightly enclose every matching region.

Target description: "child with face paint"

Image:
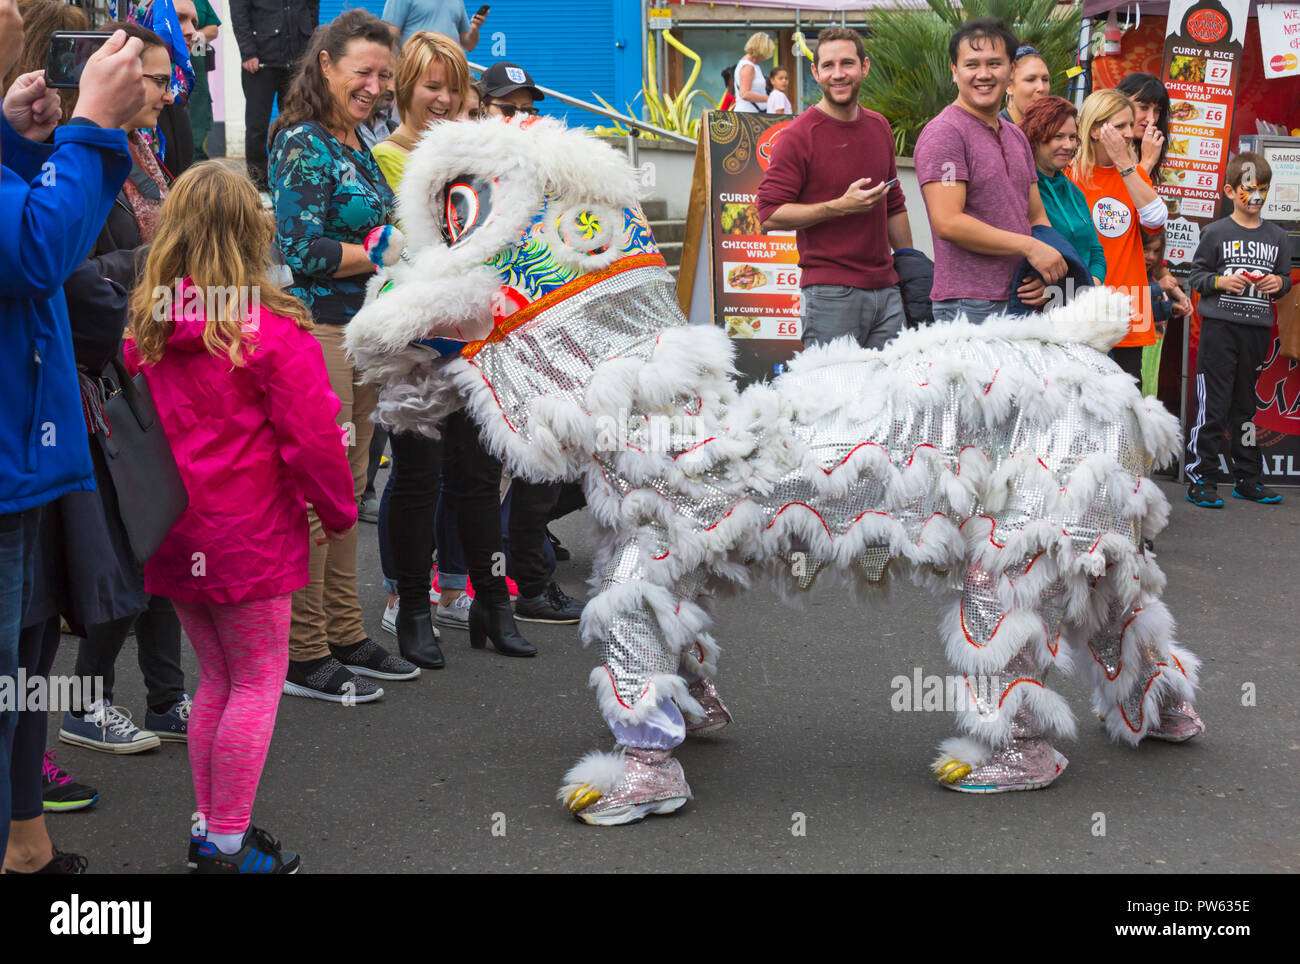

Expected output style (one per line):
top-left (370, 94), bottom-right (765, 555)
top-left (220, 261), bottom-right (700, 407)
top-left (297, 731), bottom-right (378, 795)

top-left (1185, 151), bottom-right (1294, 508)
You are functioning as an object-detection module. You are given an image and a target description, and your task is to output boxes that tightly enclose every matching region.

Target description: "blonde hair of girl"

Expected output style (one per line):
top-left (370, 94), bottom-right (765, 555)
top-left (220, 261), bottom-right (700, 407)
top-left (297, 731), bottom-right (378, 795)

top-left (394, 30), bottom-right (470, 125)
top-left (1071, 89), bottom-right (1136, 186)
top-left (129, 163), bottom-right (312, 368)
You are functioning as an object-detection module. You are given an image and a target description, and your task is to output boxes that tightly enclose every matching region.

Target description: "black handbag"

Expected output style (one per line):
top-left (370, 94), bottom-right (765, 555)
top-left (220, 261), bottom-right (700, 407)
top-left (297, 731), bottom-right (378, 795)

top-left (97, 356), bottom-right (189, 565)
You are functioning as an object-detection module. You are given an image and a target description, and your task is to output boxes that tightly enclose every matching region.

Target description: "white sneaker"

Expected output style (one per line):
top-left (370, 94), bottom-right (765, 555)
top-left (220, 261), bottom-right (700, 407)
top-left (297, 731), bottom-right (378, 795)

top-left (381, 598), bottom-right (399, 636)
top-left (435, 593), bottom-right (472, 631)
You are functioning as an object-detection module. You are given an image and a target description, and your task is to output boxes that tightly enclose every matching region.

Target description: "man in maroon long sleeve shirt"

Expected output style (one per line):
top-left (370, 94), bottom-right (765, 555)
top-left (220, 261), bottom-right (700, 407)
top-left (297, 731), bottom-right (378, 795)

top-left (756, 26), bottom-right (913, 349)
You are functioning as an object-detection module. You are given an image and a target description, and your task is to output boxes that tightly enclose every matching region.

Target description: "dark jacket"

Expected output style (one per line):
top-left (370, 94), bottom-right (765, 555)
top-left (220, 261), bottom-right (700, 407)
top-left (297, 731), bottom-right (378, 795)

top-left (229, 0), bottom-right (319, 68)
top-left (1006, 224), bottom-right (1095, 317)
top-left (92, 119), bottom-right (183, 272)
top-left (0, 114), bottom-right (130, 514)
top-left (893, 248), bottom-right (935, 327)
top-left (23, 260), bottom-right (148, 633)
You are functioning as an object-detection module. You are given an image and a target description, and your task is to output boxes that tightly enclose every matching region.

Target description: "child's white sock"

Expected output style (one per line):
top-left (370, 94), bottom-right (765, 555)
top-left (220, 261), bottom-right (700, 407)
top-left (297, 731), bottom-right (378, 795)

top-left (207, 828), bottom-right (246, 855)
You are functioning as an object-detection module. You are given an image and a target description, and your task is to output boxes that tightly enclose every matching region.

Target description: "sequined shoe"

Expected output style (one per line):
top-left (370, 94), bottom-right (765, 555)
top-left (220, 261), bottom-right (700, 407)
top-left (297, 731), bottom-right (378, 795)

top-left (685, 678), bottom-right (733, 735)
top-left (1145, 699), bottom-right (1205, 742)
top-left (932, 735), bottom-right (1068, 794)
top-left (558, 747), bottom-right (692, 826)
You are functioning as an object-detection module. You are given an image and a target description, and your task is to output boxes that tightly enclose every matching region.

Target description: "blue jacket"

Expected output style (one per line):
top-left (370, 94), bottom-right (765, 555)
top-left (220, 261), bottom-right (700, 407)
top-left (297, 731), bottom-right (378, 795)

top-left (1006, 224), bottom-right (1096, 317)
top-left (0, 113), bottom-right (131, 513)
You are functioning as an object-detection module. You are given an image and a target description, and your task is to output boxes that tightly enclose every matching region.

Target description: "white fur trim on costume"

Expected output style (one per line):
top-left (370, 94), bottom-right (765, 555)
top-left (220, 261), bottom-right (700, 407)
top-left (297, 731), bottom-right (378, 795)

top-left (932, 735), bottom-right (994, 772)
top-left (589, 667), bottom-right (707, 723)
top-left (556, 749), bottom-right (626, 804)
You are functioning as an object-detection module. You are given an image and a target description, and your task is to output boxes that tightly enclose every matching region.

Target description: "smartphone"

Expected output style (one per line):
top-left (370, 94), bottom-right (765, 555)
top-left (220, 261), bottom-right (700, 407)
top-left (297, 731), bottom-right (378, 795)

top-left (476, 5), bottom-right (490, 17)
top-left (45, 31), bottom-right (108, 88)
top-left (880, 177), bottom-right (900, 190)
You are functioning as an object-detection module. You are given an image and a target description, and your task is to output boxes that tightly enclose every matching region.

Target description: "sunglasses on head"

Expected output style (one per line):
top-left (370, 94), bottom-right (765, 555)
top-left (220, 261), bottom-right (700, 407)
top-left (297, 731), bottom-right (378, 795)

top-left (486, 101), bottom-right (538, 118)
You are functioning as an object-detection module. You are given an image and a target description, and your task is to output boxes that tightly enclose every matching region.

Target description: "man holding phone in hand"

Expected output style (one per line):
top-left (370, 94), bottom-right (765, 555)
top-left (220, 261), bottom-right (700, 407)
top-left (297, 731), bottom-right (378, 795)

top-left (382, 0), bottom-right (486, 50)
top-left (757, 26), bottom-right (913, 350)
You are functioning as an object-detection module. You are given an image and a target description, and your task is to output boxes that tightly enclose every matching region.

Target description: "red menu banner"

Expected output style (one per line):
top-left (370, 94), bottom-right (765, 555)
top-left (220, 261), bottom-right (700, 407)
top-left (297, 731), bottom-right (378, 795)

top-left (1158, 0), bottom-right (1251, 267)
top-left (704, 111), bottom-right (801, 381)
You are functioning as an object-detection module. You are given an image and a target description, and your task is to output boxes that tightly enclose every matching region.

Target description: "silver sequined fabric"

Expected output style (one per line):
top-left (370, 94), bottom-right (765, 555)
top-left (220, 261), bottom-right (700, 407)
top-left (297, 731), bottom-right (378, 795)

top-left (579, 747), bottom-right (692, 816)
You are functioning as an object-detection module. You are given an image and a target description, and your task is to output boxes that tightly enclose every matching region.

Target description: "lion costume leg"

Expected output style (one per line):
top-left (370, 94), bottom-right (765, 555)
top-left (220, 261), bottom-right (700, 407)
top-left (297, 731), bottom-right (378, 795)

top-left (931, 561), bottom-right (1078, 793)
top-left (558, 528), bottom-right (717, 825)
top-left (1081, 588), bottom-right (1204, 745)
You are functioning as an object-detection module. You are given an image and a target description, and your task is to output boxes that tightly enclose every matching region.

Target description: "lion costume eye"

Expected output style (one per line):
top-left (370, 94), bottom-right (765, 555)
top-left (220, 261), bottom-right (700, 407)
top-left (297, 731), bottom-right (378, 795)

top-left (441, 174), bottom-right (496, 247)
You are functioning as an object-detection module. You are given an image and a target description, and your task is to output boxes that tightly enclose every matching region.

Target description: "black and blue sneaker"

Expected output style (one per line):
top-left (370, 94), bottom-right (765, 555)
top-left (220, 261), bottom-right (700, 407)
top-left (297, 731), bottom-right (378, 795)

top-left (193, 825), bottom-right (300, 874)
top-left (186, 834), bottom-right (203, 870)
top-left (1233, 479), bottom-right (1282, 504)
top-left (1186, 482), bottom-right (1224, 508)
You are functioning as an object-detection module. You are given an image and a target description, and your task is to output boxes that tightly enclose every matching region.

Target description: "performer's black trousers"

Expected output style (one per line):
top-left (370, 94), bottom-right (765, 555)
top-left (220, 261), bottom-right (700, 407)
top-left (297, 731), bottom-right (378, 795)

top-left (1186, 317), bottom-right (1271, 484)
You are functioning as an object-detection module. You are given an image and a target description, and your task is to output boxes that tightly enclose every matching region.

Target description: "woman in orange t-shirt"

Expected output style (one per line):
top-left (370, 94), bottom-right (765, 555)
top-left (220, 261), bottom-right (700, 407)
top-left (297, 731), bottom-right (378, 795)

top-left (1067, 90), bottom-right (1169, 382)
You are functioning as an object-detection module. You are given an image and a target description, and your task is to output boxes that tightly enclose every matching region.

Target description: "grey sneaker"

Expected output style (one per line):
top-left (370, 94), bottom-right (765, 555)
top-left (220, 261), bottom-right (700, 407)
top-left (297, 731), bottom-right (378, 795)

top-left (59, 702), bottom-right (161, 754)
top-left (435, 593), bottom-right (472, 631)
top-left (358, 492), bottom-right (380, 524)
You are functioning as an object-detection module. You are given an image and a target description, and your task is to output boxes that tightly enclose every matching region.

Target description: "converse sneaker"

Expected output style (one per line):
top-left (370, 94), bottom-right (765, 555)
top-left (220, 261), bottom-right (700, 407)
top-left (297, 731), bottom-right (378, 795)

top-left (1186, 482), bottom-right (1223, 508)
top-left (42, 752), bottom-right (99, 812)
top-left (58, 702), bottom-right (161, 754)
top-left (514, 581), bottom-right (585, 625)
top-left (283, 656), bottom-right (383, 703)
top-left (435, 592), bottom-right (472, 631)
top-left (381, 598), bottom-right (399, 636)
top-left (1233, 479), bottom-right (1282, 504)
top-left (330, 637), bottom-right (420, 681)
top-left (145, 694), bottom-right (192, 743)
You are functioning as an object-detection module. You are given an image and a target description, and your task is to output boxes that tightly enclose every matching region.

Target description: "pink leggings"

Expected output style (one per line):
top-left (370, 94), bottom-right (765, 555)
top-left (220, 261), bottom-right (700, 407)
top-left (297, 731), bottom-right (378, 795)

top-left (173, 595), bottom-right (291, 836)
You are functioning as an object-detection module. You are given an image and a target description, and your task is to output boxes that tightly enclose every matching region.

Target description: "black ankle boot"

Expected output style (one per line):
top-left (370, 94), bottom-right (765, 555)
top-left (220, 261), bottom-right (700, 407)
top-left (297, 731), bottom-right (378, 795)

top-left (468, 598), bottom-right (537, 657)
top-left (396, 605), bottom-right (445, 669)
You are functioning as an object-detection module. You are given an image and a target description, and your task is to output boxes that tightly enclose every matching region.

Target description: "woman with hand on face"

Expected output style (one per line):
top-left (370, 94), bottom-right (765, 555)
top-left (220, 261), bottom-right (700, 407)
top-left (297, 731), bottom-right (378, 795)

top-left (1116, 72), bottom-right (1170, 181)
top-left (1000, 44), bottom-right (1051, 126)
top-left (1022, 96), bottom-right (1106, 286)
top-left (269, 10), bottom-right (420, 701)
top-left (1068, 90), bottom-right (1169, 381)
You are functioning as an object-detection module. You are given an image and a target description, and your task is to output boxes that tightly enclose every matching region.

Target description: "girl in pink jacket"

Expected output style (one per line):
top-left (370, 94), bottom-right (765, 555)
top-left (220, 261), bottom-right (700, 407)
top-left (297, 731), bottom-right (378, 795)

top-left (125, 163), bottom-right (356, 874)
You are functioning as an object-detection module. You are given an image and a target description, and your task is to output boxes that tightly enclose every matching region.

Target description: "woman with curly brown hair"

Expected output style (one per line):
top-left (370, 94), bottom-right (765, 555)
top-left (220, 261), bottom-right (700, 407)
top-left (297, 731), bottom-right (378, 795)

top-left (268, 9), bottom-right (420, 699)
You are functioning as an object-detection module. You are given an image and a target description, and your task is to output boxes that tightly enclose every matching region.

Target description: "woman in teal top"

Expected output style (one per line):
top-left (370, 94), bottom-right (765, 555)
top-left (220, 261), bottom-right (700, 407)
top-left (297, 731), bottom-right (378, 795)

top-left (1021, 96), bottom-right (1107, 285)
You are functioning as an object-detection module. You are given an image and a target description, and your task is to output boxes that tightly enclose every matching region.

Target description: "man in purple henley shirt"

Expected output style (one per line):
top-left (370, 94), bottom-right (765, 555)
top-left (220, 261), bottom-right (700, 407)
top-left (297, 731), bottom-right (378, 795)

top-left (914, 18), bottom-right (1066, 323)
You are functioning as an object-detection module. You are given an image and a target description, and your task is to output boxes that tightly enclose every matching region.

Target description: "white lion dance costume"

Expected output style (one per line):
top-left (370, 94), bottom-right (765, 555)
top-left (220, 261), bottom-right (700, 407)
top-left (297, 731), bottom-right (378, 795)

top-left (347, 117), bottom-right (1205, 825)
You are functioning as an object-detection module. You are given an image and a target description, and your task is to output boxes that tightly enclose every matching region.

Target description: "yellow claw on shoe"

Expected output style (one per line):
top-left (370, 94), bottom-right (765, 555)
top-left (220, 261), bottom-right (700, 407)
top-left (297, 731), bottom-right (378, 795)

top-left (566, 786), bottom-right (603, 812)
top-left (934, 759), bottom-right (972, 784)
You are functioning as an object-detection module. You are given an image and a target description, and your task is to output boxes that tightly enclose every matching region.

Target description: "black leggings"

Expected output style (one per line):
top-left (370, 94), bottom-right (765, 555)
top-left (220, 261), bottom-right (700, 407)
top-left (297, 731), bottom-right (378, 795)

top-left (384, 429), bottom-right (441, 611)
top-left (442, 411), bottom-right (515, 605)
top-left (10, 617), bottom-right (61, 822)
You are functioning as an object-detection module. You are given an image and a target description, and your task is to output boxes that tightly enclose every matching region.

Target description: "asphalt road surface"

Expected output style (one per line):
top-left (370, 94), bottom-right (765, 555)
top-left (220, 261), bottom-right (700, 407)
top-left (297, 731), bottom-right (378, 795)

top-left (38, 477), bottom-right (1300, 873)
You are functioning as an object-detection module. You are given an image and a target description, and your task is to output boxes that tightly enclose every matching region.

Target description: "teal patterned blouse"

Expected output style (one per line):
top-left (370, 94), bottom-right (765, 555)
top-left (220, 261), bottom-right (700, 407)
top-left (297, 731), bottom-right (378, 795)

top-left (269, 121), bottom-right (395, 325)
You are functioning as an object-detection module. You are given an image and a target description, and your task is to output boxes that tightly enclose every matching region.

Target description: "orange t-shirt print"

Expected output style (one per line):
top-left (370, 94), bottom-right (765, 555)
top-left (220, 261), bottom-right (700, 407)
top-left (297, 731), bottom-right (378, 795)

top-left (1067, 164), bottom-right (1157, 348)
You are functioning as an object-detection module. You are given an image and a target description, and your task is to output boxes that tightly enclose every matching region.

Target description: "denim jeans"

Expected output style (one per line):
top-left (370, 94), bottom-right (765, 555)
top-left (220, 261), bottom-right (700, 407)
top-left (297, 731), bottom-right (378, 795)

top-left (930, 298), bottom-right (1008, 325)
top-left (0, 507), bottom-right (41, 856)
top-left (800, 284), bottom-right (906, 349)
